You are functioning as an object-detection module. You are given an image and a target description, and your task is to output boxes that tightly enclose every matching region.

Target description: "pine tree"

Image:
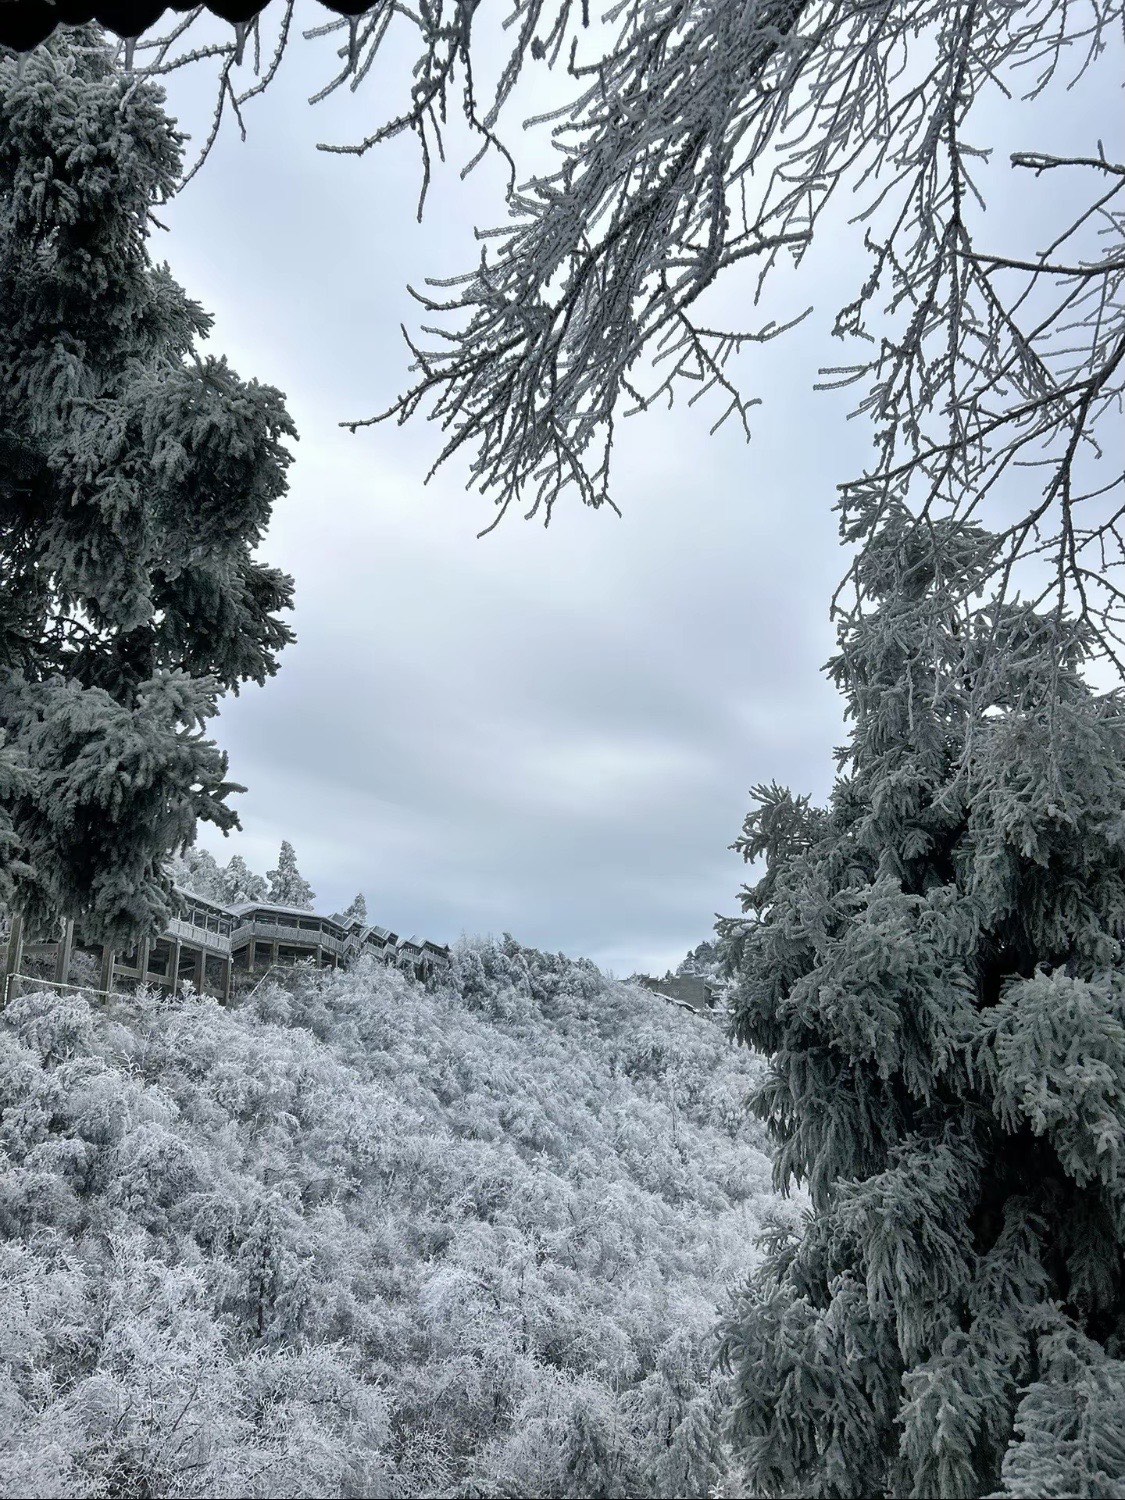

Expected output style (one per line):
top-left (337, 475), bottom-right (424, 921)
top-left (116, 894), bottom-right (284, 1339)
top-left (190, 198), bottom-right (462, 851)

top-left (677, 940), bottom-right (721, 982)
top-left (341, 892), bottom-right (367, 926)
top-left (220, 855), bottom-right (267, 906)
top-left (0, 734), bottom-right (30, 910)
top-left (0, 30), bottom-right (295, 946)
top-left (719, 513), bottom-right (1125, 1498)
top-left (166, 847), bottom-right (224, 901)
top-left (266, 842), bottom-right (315, 910)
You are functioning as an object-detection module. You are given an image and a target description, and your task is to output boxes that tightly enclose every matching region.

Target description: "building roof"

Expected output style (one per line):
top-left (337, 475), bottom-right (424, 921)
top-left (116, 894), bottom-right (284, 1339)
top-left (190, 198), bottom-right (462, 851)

top-left (172, 885), bottom-right (234, 916)
top-left (636, 974), bottom-right (716, 1013)
top-left (227, 899), bottom-right (332, 921)
top-left (171, 885), bottom-right (442, 958)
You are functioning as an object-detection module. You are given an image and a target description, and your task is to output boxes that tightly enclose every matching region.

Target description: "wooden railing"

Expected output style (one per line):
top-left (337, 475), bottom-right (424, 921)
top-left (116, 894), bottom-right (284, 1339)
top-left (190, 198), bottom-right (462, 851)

top-left (165, 915), bottom-right (232, 954)
top-left (231, 919), bottom-right (349, 957)
top-left (2, 906), bottom-right (446, 988)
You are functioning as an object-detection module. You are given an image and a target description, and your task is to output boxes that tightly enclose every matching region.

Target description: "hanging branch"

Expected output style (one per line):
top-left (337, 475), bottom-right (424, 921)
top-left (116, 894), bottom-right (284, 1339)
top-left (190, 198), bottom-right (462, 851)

top-left (126, 0), bottom-right (1123, 658)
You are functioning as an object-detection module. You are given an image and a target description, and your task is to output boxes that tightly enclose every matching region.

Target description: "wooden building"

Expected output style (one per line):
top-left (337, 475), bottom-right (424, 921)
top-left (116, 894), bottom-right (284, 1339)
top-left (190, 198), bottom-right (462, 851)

top-left (636, 974), bottom-right (719, 1015)
top-left (2, 890), bottom-right (450, 1006)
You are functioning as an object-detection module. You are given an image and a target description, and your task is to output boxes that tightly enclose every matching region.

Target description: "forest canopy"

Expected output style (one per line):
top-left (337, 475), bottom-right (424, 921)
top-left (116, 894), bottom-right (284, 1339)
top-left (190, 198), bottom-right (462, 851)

top-left (0, 937), bottom-right (776, 1498)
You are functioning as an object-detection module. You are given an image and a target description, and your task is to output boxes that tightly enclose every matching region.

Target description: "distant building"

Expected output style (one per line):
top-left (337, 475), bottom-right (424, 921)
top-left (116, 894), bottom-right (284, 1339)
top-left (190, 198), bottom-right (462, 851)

top-left (636, 974), bottom-right (718, 1014)
top-left (1, 891), bottom-right (450, 1006)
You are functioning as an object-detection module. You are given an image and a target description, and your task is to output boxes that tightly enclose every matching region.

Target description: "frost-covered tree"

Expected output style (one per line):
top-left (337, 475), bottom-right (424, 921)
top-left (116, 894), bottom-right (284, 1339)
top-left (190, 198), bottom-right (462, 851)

top-left (0, 936), bottom-right (773, 1496)
top-left (166, 847), bottom-right (225, 901)
top-left (266, 841), bottom-right (315, 909)
top-left (220, 854), bottom-right (268, 906)
top-left (64, 0), bottom-right (1122, 656)
top-left (0, 30), bottom-right (295, 945)
top-left (719, 512), bottom-right (1125, 1498)
top-left (677, 940), bottom-right (721, 983)
top-left (167, 847), bottom-right (269, 905)
top-left (0, 736), bottom-right (30, 910)
top-left (341, 891), bottom-right (367, 925)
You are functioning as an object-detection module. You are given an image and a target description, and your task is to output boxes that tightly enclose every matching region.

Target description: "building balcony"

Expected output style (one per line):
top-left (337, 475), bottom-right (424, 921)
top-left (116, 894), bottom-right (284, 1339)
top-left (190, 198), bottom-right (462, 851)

top-left (165, 914), bottom-right (233, 955)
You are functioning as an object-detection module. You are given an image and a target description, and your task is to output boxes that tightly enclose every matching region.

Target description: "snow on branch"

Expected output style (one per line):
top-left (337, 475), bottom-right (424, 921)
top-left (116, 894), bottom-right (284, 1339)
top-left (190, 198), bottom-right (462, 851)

top-left (130, 0), bottom-right (1124, 653)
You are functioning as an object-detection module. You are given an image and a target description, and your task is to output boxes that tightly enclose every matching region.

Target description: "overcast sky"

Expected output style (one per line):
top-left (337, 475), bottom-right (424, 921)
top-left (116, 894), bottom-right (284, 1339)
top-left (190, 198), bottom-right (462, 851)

top-left (151, 6), bottom-right (1118, 975)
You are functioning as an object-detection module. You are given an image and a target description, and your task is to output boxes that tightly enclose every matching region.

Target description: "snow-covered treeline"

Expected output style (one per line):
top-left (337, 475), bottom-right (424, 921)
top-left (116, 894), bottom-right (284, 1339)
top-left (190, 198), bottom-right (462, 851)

top-left (0, 938), bottom-right (781, 1497)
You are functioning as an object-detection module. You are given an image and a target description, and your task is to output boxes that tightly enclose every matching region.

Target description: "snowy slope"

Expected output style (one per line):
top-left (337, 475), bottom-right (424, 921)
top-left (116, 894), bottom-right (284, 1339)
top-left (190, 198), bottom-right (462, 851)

top-left (0, 937), bottom-right (785, 1498)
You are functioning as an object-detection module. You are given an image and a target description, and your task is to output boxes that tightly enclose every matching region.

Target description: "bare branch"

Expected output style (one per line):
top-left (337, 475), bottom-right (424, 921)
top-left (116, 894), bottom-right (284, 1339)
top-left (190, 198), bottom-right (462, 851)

top-left (128, 0), bottom-right (1124, 659)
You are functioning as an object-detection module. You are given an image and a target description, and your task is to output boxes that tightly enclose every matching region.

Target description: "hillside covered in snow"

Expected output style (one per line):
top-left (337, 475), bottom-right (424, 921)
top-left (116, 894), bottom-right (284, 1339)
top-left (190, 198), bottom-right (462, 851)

top-left (0, 938), bottom-right (784, 1498)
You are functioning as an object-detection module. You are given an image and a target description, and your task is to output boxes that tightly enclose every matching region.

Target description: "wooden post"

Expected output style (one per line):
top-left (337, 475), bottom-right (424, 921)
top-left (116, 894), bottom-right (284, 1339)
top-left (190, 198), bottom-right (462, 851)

top-left (3, 913), bottom-right (24, 1007)
top-left (270, 939), bottom-right (279, 967)
top-left (315, 943), bottom-right (323, 970)
top-left (54, 917), bottom-right (75, 986)
top-left (170, 937), bottom-right (181, 992)
top-left (137, 935), bottom-right (151, 988)
top-left (99, 944), bottom-right (114, 996)
top-left (222, 957), bottom-right (232, 1007)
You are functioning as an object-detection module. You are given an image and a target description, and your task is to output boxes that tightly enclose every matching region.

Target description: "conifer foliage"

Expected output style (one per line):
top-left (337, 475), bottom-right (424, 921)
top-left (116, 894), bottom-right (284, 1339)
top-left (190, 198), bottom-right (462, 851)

top-left (165, 846), bottom-right (225, 902)
top-left (341, 890), bottom-right (367, 925)
top-left (0, 30), bottom-right (295, 945)
top-left (266, 840), bottom-right (315, 909)
top-left (220, 853), bottom-right (267, 906)
top-left (720, 514), bottom-right (1125, 1498)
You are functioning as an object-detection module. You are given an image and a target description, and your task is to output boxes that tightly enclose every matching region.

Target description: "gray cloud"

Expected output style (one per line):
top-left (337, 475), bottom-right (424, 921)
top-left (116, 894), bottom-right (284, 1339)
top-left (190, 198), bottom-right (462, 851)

top-left (153, 22), bottom-right (1113, 975)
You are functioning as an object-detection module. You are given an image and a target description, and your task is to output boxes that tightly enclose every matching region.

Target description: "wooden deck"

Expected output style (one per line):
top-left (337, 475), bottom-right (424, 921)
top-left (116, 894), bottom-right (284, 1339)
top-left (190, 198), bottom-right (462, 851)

top-left (2, 892), bottom-right (450, 1007)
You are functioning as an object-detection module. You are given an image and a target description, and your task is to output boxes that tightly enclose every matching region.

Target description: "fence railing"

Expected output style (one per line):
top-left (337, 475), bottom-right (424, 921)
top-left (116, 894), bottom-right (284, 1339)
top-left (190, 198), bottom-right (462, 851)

top-left (149, 916), bottom-right (352, 959)
top-left (165, 915), bottom-right (233, 953)
top-left (234, 919), bottom-right (349, 956)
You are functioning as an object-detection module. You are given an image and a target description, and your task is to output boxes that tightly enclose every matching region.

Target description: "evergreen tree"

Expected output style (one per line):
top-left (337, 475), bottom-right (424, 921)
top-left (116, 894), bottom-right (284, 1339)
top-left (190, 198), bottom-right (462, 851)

top-left (220, 854), bottom-right (267, 906)
top-left (341, 891), bottom-right (367, 926)
top-left (0, 31), bottom-right (295, 945)
top-left (0, 734), bottom-right (30, 910)
top-left (166, 847), bottom-right (224, 902)
top-left (677, 939), bottom-right (721, 982)
top-left (266, 842), bottom-right (315, 910)
top-left (719, 513), bottom-right (1125, 1498)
